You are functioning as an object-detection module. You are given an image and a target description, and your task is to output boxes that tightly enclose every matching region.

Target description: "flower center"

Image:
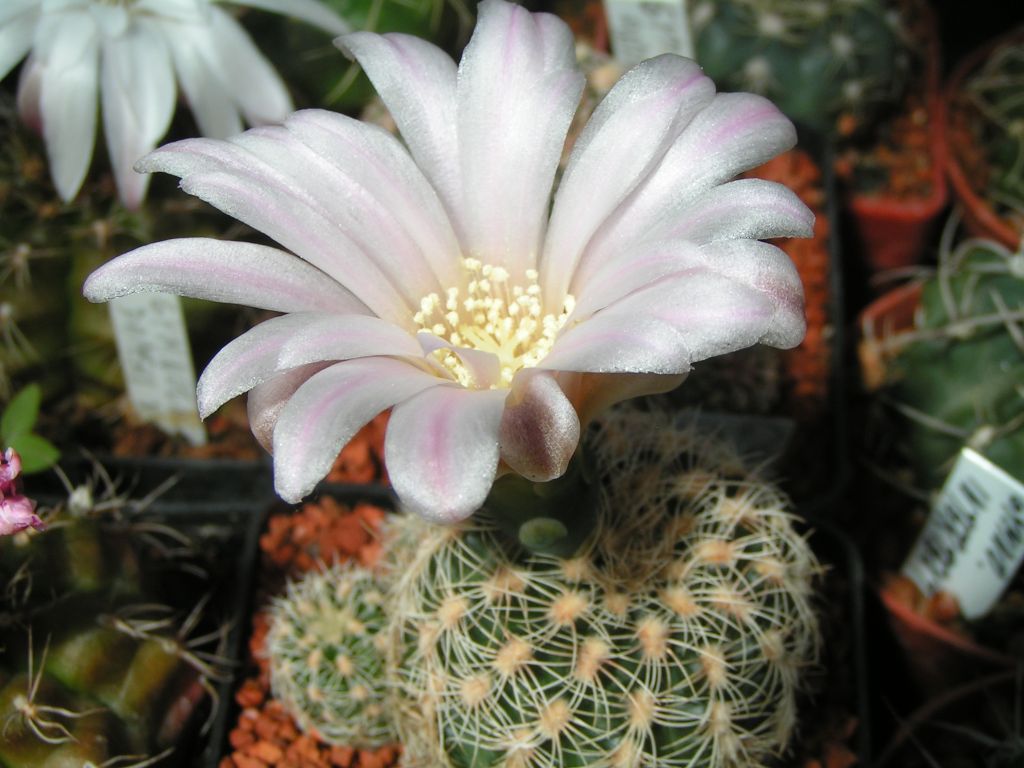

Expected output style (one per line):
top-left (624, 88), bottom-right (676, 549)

top-left (413, 258), bottom-right (575, 388)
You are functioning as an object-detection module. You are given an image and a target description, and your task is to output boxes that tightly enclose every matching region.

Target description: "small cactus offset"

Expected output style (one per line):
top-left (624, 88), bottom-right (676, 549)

top-left (266, 561), bottom-right (396, 749)
top-left (874, 235), bottom-right (1024, 488)
top-left (691, 0), bottom-right (910, 135)
top-left (386, 411), bottom-right (821, 768)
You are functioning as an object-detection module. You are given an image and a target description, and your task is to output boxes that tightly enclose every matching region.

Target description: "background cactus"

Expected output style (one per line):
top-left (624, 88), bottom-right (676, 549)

top-left (0, 470), bottom-right (235, 767)
top-left (386, 410), bottom-right (821, 768)
top-left (870, 234), bottom-right (1024, 490)
top-left (691, 0), bottom-right (911, 136)
top-left (266, 561), bottom-right (396, 749)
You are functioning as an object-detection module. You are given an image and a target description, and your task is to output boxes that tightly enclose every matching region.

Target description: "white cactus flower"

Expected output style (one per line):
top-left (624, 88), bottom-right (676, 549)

top-left (84, 0), bottom-right (812, 523)
top-left (0, 0), bottom-right (349, 207)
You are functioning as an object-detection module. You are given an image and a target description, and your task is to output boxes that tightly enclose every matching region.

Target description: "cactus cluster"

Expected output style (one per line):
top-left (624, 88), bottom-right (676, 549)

top-left (873, 235), bottom-right (1024, 488)
top-left (266, 561), bottom-right (395, 748)
top-left (263, 412), bottom-right (819, 766)
top-left (0, 471), bottom-right (232, 766)
top-left (691, 0), bottom-right (910, 135)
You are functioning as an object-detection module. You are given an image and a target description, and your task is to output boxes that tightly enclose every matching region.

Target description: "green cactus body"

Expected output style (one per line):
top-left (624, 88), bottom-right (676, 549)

top-left (266, 561), bottom-right (396, 748)
top-left (388, 411), bottom-right (820, 767)
top-left (888, 239), bottom-right (1024, 487)
top-left (692, 0), bottom-right (908, 134)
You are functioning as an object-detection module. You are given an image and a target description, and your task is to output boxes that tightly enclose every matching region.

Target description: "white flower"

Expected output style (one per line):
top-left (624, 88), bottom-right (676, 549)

top-left (84, 0), bottom-right (812, 523)
top-left (0, 0), bottom-right (349, 207)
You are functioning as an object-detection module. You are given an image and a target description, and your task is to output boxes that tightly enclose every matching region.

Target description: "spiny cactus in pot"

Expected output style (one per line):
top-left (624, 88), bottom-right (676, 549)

top-left (386, 411), bottom-right (820, 768)
top-left (691, 0), bottom-right (912, 136)
top-left (865, 232), bottom-right (1024, 490)
top-left (82, 0), bottom-right (823, 761)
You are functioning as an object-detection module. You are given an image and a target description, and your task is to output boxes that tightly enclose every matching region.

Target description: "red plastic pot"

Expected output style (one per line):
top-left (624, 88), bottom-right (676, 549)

top-left (944, 27), bottom-right (1024, 250)
top-left (846, 1), bottom-right (948, 273)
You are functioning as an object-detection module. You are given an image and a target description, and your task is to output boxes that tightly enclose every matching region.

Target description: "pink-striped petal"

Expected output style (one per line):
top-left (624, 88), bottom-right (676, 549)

top-left (541, 55), bottom-right (714, 308)
top-left (273, 358), bottom-right (443, 502)
top-left (660, 179), bottom-right (814, 243)
top-left (197, 313), bottom-right (423, 419)
top-left (583, 92), bottom-right (798, 271)
top-left (455, 0), bottom-right (584, 279)
top-left (229, 126), bottom-right (442, 300)
top-left (82, 238), bottom-right (368, 315)
top-left (555, 370), bottom-right (685, 426)
top-left (337, 31), bottom-right (459, 215)
top-left (284, 110), bottom-right (462, 288)
top-left (276, 314), bottom-right (424, 370)
top-left (542, 272), bottom-right (782, 374)
top-left (385, 385), bottom-right (507, 523)
top-left (247, 363), bottom-right (332, 452)
top-left (139, 141), bottom-right (413, 323)
top-left (417, 333), bottom-right (501, 389)
top-left (499, 370), bottom-right (579, 482)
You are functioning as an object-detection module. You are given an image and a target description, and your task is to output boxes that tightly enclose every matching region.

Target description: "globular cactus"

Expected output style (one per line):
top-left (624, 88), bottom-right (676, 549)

top-left (266, 561), bottom-right (396, 748)
top-left (386, 410), bottom-right (821, 768)
top-left (872, 235), bottom-right (1024, 488)
top-left (691, 0), bottom-right (910, 135)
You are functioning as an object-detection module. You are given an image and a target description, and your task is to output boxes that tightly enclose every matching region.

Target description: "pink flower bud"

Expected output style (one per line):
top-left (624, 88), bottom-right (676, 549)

top-left (0, 448), bottom-right (22, 493)
top-left (0, 494), bottom-right (45, 536)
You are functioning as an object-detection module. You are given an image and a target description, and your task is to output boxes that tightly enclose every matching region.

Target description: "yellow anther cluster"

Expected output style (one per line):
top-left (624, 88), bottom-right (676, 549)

top-left (413, 258), bottom-right (574, 388)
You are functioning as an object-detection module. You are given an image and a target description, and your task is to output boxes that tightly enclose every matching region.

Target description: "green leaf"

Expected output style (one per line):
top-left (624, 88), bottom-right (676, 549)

top-left (1, 384), bottom-right (42, 442)
top-left (8, 433), bottom-right (60, 474)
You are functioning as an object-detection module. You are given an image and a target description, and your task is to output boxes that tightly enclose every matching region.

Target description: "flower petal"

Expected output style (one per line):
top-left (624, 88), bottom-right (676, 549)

top-left (206, 6), bottom-right (292, 126)
top-left (555, 371), bottom-right (685, 426)
top-left (100, 20), bottom-right (175, 208)
top-left (541, 54), bottom-right (714, 307)
top-left (138, 140), bottom-right (413, 323)
top-left (659, 178), bottom-right (814, 243)
top-left (247, 363), bottom-right (331, 452)
top-left (164, 20), bottom-right (243, 139)
top-left (499, 370), bottom-right (579, 482)
top-left (542, 271), bottom-right (783, 374)
top-left (197, 313), bottom-right (422, 419)
top-left (571, 238), bottom-right (803, 330)
top-left (228, 125), bottom-right (442, 299)
top-left (455, 0), bottom-right (584, 278)
top-left (223, 0), bottom-right (350, 35)
top-left (583, 92), bottom-right (798, 271)
top-left (0, 8), bottom-right (35, 83)
top-left (35, 12), bottom-right (100, 201)
top-left (337, 31), bottom-right (459, 215)
top-left (385, 385), bottom-right (507, 522)
top-left (273, 358), bottom-right (442, 502)
top-left (276, 314), bottom-right (424, 370)
top-left (82, 238), bottom-right (368, 315)
top-left (417, 333), bottom-right (501, 389)
top-left (284, 110), bottom-right (462, 288)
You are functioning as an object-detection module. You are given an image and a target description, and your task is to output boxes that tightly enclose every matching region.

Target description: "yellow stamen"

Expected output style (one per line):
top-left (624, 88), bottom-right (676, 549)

top-left (414, 258), bottom-right (574, 387)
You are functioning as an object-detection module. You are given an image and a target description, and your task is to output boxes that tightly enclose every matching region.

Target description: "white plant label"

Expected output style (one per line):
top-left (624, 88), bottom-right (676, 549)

top-left (108, 294), bottom-right (206, 447)
top-left (603, 0), bottom-right (693, 67)
top-left (902, 448), bottom-right (1024, 619)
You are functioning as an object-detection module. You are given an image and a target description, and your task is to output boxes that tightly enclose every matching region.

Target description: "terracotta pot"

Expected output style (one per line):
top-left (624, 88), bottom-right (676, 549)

top-left (944, 26), bottom-right (1024, 250)
top-left (879, 583), bottom-right (1017, 698)
top-left (856, 280), bottom-right (923, 391)
top-left (846, 1), bottom-right (948, 273)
